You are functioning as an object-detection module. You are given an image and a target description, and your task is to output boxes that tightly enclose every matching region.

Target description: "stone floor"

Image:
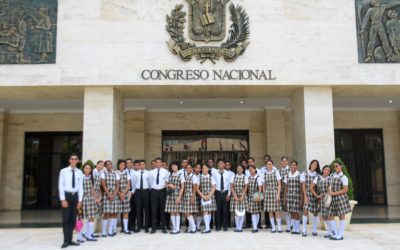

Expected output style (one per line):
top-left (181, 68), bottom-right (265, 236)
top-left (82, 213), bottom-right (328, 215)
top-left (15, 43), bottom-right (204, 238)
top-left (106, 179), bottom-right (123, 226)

top-left (0, 224), bottom-right (399, 250)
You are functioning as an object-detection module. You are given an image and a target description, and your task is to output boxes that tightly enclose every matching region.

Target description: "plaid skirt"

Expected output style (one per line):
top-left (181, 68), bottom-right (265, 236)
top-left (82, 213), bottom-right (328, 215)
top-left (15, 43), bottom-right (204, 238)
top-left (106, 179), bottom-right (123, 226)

top-left (102, 194), bottom-right (119, 214)
top-left (230, 194), bottom-right (246, 212)
top-left (328, 194), bottom-right (352, 216)
top-left (182, 192), bottom-right (199, 213)
top-left (320, 195), bottom-right (329, 217)
top-left (246, 196), bottom-right (262, 214)
top-left (201, 196), bottom-right (216, 212)
top-left (286, 192), bottom-right (302, 213)
top-left (264, 189), bottom-right (281, 212)
top-left (82, 194), bottom-right (99, 219)
top-left (116, 193), bottom-right (131, 213)
top-left (165, 189), bottom-right (183, 213)
top-left (304, 191), bottom-right (319, 214)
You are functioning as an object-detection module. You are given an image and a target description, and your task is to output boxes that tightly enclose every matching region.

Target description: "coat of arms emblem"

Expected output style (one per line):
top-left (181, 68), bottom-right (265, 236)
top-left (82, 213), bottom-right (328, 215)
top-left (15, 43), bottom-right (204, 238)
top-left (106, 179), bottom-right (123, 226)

top-left (166, 0), bottom-right (250, 63)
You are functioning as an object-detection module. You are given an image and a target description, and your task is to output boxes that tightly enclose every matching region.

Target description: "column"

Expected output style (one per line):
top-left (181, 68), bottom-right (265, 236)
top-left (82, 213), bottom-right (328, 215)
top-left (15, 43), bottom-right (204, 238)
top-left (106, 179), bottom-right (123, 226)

top-left (265, 110), bottom-right (288, 161)
top-left (291, 87), bottom-right (335, 170)
top-left (0, 111), bottom-right (7, 210)
top-left (82, 87), bottom-right (124, 164)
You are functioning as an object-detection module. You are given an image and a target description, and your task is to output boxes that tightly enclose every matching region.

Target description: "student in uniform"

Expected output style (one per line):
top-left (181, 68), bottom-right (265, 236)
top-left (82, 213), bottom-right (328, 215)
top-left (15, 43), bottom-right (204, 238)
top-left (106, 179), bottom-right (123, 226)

top-left (197, 164), bottom-right (217, 234)
top-left (81, 163), bottom-right (100, 241)
top-left (225, 161), bottom-right (235, 228)
top-left (241, 159), bottom-right (252, 228)
top-left (133, 160), bottom-right (151, 233)
top-left (328, 161), bottom-right (352, 240)
top-left (92, 160), bottom-right (104, 238)
top-left (182, 164), bottom-right (199, 233)
top-left (192, 163), bottom-right (203, 231)
top-left (101, 160), bottom-right (120, 237)
top-left (116, 159), bottom-right (132, 234)
top-left (213, 159), bottom-right (231, 231)
top-left (284, 160), bottom-right (302, 235)
top-left (246, 165), bottom-right (263, 233)
top-left (301, 159), bottom-right (322, 236)
top-left (165, 161), bottom-right (185, 234)
top-left (279, 156), bottom-right (291, 232)
top-left (248, 157), bottom-right (265, 230)
top-left (126, 158), bottom-right (137, 232)
top-left (230, 164), bottom-right (248, 232)
top-left (262, 159), bottom-right (282, 233)
top-left (311, 165), bottom-right (333, 238)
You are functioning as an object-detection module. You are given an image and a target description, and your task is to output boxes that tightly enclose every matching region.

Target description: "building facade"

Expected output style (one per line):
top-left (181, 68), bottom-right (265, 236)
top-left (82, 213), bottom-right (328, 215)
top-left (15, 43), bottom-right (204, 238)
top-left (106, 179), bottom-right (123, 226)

top-left (0, 0), bottom-right (399, 210)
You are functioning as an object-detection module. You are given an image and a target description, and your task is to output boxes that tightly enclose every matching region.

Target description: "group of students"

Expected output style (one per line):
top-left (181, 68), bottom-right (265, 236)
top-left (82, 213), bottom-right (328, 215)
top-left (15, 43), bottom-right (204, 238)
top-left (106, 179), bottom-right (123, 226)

top-left (58, 153), bottom-right (352, 248)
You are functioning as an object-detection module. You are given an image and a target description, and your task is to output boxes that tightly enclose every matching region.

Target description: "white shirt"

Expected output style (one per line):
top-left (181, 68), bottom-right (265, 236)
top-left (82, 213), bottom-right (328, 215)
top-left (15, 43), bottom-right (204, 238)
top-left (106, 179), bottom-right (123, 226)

top-left (313, 175), bottom-right (330, 185)
top-left (283, 170), bottom-right (300, 184)
top-left (169, 172), bottom-right (186, 183)
top-left (116, 170), bottom-right (131, 191)
top-left (149, 167), bottom-right (169, 190)
top-left (126, 168), bottom-right (137, 192)
top-left (58, 166), bottom-right (84, 202)
top-left (300, 170), bottom-right (318, 183)
top-left (332, 172), bottom-right (349, 186)
top-left (260, 168), bottom-right (282, 183)
top-left (211, 168), bottom-right (231, 192)
top-left (193, 174), bottom-right (201, 185)
top-left (92, 167), bottom-right (104, 179)
top-left (249, 174), bottom-right (263, 187)
top-left (225, 170), bottom-right (235, 183)
top-left (230, 174), bottom-right (249, 185)
top-left (259, 165), bottom-right (277, 175)
top-left (100, 170), bottom-right (121, 181)
top-left (134, 169), bottom-right (151, 190)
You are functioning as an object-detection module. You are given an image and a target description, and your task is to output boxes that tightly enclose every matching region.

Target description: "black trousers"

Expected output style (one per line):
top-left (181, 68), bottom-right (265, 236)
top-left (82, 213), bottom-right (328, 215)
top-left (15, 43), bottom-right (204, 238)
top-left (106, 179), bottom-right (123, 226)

top-left (128, 193), bottom-right (136, 230)
top-left (226, 198), bottom-right (232, 227)
top-left (215, 191), bottom-right (228, 229)
top-left (150, 189), bottom-right (167, 230)
top-left (61, 192), bottom-right (78, 244)
top-left (135, 189), bottom-right (150, 230)
top-left (264, 212), bottom-right (271, 228)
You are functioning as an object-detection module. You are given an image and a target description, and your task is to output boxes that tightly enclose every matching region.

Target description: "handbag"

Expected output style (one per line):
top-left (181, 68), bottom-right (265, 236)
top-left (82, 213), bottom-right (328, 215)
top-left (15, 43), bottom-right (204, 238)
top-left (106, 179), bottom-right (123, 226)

top-left (75, 212), bottom-right (83, 232)
top-left (324, 185), bottom-right (332, 208)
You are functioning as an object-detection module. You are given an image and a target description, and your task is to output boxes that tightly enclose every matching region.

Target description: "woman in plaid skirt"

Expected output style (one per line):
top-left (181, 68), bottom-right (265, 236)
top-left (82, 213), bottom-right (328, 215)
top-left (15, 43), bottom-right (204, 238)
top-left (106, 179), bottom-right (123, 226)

top-left (182, 164), bottom-right (199, 233)
top-left (283, 160), bottom-right (302, 235)
top-left (230, 165), bottom-right (248, 232)
top-left (301, 159), bottom-right (321, 237)
top-left (165, 162), bottom-right (185, 234)
top-left (246, 165), bottom-right (263, 233)
top-left (116, 159), bottom-right (132, 234)
top-left (279, 156), bottom-right (291, 232)
top-left (92, 160), bottom-right (104, 237)
top-left (197, 164), bottom-right (216, 234)
top-left (101, 160), bottom-right (120, 237)
top-left (81, 163), bottom-right (100, 241)
top-left (192, 163), bottom-right (203, 231)
top-left (311, 165), bottom-right (333, 238)
top-left (262, 160), bottom-right (282, 233)
top-left (328, 161), bottom-right (352, 241)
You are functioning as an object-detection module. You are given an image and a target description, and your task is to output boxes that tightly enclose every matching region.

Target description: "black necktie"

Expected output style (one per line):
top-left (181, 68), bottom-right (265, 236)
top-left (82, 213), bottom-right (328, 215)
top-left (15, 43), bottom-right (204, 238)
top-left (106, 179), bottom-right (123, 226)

top-left (140, 171), bottom-right (144, 190)
top-left (72, 169), bottom-right (75, 188)
top-left (156, 169), bottom-right (160, 185)
top-left (220, 172), bottom-right (224, 191)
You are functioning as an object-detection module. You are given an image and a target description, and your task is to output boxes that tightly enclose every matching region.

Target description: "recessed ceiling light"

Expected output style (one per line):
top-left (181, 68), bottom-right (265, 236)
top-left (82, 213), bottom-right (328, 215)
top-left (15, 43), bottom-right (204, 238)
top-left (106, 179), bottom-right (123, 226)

top-left (179, 101), bottom-right (184, 104)
top-left (239, 100), bottom-right (245, 104)
top-left (388, 100), bottom-right (393, 104)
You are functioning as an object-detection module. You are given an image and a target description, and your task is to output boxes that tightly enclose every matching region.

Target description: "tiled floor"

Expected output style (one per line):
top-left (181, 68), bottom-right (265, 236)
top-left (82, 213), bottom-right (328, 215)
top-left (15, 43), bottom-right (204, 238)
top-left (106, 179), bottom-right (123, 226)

top-left (0, 206), bottom-right (399, 228)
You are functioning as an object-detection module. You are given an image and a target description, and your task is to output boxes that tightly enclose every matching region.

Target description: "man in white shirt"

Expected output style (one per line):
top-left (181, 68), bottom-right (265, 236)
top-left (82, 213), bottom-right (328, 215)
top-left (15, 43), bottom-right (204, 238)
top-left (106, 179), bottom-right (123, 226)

top-left (213, 159), bottom-right (231, 231)
top-left (149, 157), bottom-right (169, 233)
top-left (225, 161), bottom-right (235, 228)
top-left (134, 160), bottom-right (151, 233)
top-left (126, 158), bottom-right (137, 232)
top-left (58, 153), bottom-right (83, 248)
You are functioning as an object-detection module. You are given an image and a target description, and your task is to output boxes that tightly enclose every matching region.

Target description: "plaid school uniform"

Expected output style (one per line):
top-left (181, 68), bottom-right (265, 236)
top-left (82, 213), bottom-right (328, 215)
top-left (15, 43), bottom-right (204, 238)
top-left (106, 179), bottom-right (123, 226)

top-left (182, 174), bottom-right (199, 213)
top-left (230, 174), bottom-right (246, 212)
top-left (303, 171), bottom-right (320, 215)
top-left (165, 173), bottom-right (183, 213)
top-left (328, 174), bottom-right (352, 216)
top-left (286, 174), bottom-right (302, 213)
top-left (279, 167), bottom-right (289, 211)
top-left (93, 173), bottom-right (102, 215)
top-left (317, 176), bottom-right (331, 217)
top-left (82, 176), bottom-right (99, 219)
top-left (102, 171), bottom-right (119, 214)
top-left (263, 170), bottom-right (281, 212)
top-left (116, 171), bottom-right (131, 213)
top-left (246, 175), bottom-right (262, 213)
top-left (200, 174), bottom-right (216, 212)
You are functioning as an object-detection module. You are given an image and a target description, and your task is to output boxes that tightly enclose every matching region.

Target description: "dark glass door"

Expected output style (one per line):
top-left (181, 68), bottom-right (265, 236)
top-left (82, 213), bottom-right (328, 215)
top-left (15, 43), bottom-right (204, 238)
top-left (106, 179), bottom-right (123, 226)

top-left (334, 129), bottom-right (386, 205)
top-left (23, 132), bottom-right (82, 209)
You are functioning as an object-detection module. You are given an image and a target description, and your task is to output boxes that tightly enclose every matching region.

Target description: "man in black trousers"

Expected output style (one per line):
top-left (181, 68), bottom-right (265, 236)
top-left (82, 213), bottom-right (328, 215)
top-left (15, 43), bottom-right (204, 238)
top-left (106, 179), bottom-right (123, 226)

top-left (58, 153), bottom-right (83, 248)
top-left (149, 158), bottom-right (169, 233)
top-left (134, 160), bottom-right (151, 233)
top-left (211, 159), bottom-right (231, 231)
top-left (126, 158), bottom-right (137, 232)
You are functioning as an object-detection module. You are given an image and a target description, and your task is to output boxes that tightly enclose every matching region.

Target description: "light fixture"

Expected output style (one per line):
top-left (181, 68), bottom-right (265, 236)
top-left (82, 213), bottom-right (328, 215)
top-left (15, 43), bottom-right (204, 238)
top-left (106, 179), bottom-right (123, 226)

top-left (239, 100), bottom-right (245, 104)
top-left (179, 101), bottom-right (184, 104)
top-left (388, 100), bottom-right (393, 104)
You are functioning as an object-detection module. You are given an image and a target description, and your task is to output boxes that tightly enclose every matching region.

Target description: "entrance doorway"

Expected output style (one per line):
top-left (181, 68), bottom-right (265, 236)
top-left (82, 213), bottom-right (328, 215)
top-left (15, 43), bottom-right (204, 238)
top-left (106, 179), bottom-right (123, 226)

top-left (334, 129), bottom-right (387, 205)
top-left (162, 130), bottom-right (249, 172)
top-left (23, 132), bottom-right (82, 209)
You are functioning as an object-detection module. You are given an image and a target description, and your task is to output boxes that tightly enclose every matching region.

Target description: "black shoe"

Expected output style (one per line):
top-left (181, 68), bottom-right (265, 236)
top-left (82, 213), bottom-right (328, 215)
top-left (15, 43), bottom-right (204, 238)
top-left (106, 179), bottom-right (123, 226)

top-left (145, 229), bottom-right (149, 233)
top-left (251, 229), bottom-right (258, 233)
top-left (285, 229), bottom-right (291, 233)
top-left (324, 234), bottom-right (331, 238)
top-left (120, 229), bottom-right (124, 233)
top-left (271, 229), bottom-right (276, 233)
top-left (61, 243), bottom-right (68, 248)
top-left (92, 234), bottom-right (100, 238)
top-left (150, 230), bottom-right (156, 234)
top-left (215, 228), bottom-right (221, 231)
top-left (331, 236), bottom-right (344, 241)
top-left (108, 233), bottom-right (115, 237)
top-left (87, 238), bottom-right (98, 242)
top-left (234, 229), bottom-right (239, 232)
top-left (312, 232), bottom-right (318, 236)
top-left (101, 234), bottom-right (107, 238)
top-left (162, 229), bottom-right (167, 234)
top-left (170, 231), bottom-right (178, 235)
top-left (201, 230), bottom-right (211, 234)
top-left (77, 239), bottom-right (85, 243)
top-left (69, 241), bottom-right (80, 246)
top-left (302, 232), bottom-right (307, 237)
top-left (134, 229), bottom-right (140, 233)
top-left (223, 228), bottom-right (228, 232)
top-left (124, 231), bottom-right (132, 235)
top-left (278, 230), bottom-right (283, 233)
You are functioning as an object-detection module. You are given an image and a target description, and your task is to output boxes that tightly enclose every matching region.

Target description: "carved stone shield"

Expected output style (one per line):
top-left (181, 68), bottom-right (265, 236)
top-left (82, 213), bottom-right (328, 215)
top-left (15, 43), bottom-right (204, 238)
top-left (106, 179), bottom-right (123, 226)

top-left (187, 0), bottom-right (229, 42)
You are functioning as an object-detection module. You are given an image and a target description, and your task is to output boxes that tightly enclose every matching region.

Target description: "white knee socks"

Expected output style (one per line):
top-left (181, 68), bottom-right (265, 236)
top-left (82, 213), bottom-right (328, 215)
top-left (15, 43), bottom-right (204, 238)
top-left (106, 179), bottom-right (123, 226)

top-left (196, 215), bottom-right (202, 229)
top-left (102, 219), bottom-right (108, 235)
top-left (251, 214), bottom-right (259, 230)
top-left (170, 215), bottom-right (176, 232)
top-left (123, 218), bottom-right (128, 232)
top-left (175, 215), bottom-right (181, 232)
top-left (204, 214), bottom-right (211, 231)
top-left (187, 216), bottom-right (196, 231)
top-left (325, 220), bottom-right (332, 236)
top-left (269, 217), bottom-right (275, 231)
top-left (277, 218), bottom-right (282, 231)
top-left (295, 220), bottom-right (301, 233)
top-left (312, 216), bottom-right (319, 233)
top-left (337, 220), bottom-right (346, 239)
top-left (235, 216), bottom-right (240, 230)
top-left (329, 220), bottom-right (338, 237)
top-left (302, 215), bottom-right (308, 233)
top-left (285, 213), bottom-right (291, 230)
top-left (108, 219), bottom-right (114, 235)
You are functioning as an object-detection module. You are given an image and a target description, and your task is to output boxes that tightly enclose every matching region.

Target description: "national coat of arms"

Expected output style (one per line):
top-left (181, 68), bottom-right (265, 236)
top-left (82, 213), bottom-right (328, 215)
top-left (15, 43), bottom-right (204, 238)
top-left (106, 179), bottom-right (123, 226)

top-left (166, 0), bottom-right (250, 63)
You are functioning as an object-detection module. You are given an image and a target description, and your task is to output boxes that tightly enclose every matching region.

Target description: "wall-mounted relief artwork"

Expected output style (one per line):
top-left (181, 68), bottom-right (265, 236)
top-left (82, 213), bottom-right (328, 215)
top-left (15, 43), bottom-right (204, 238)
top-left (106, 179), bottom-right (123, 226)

top-left (356, 0), bottom-right (400, 63)
top-left (0, 0), bottom-right (57, 64)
